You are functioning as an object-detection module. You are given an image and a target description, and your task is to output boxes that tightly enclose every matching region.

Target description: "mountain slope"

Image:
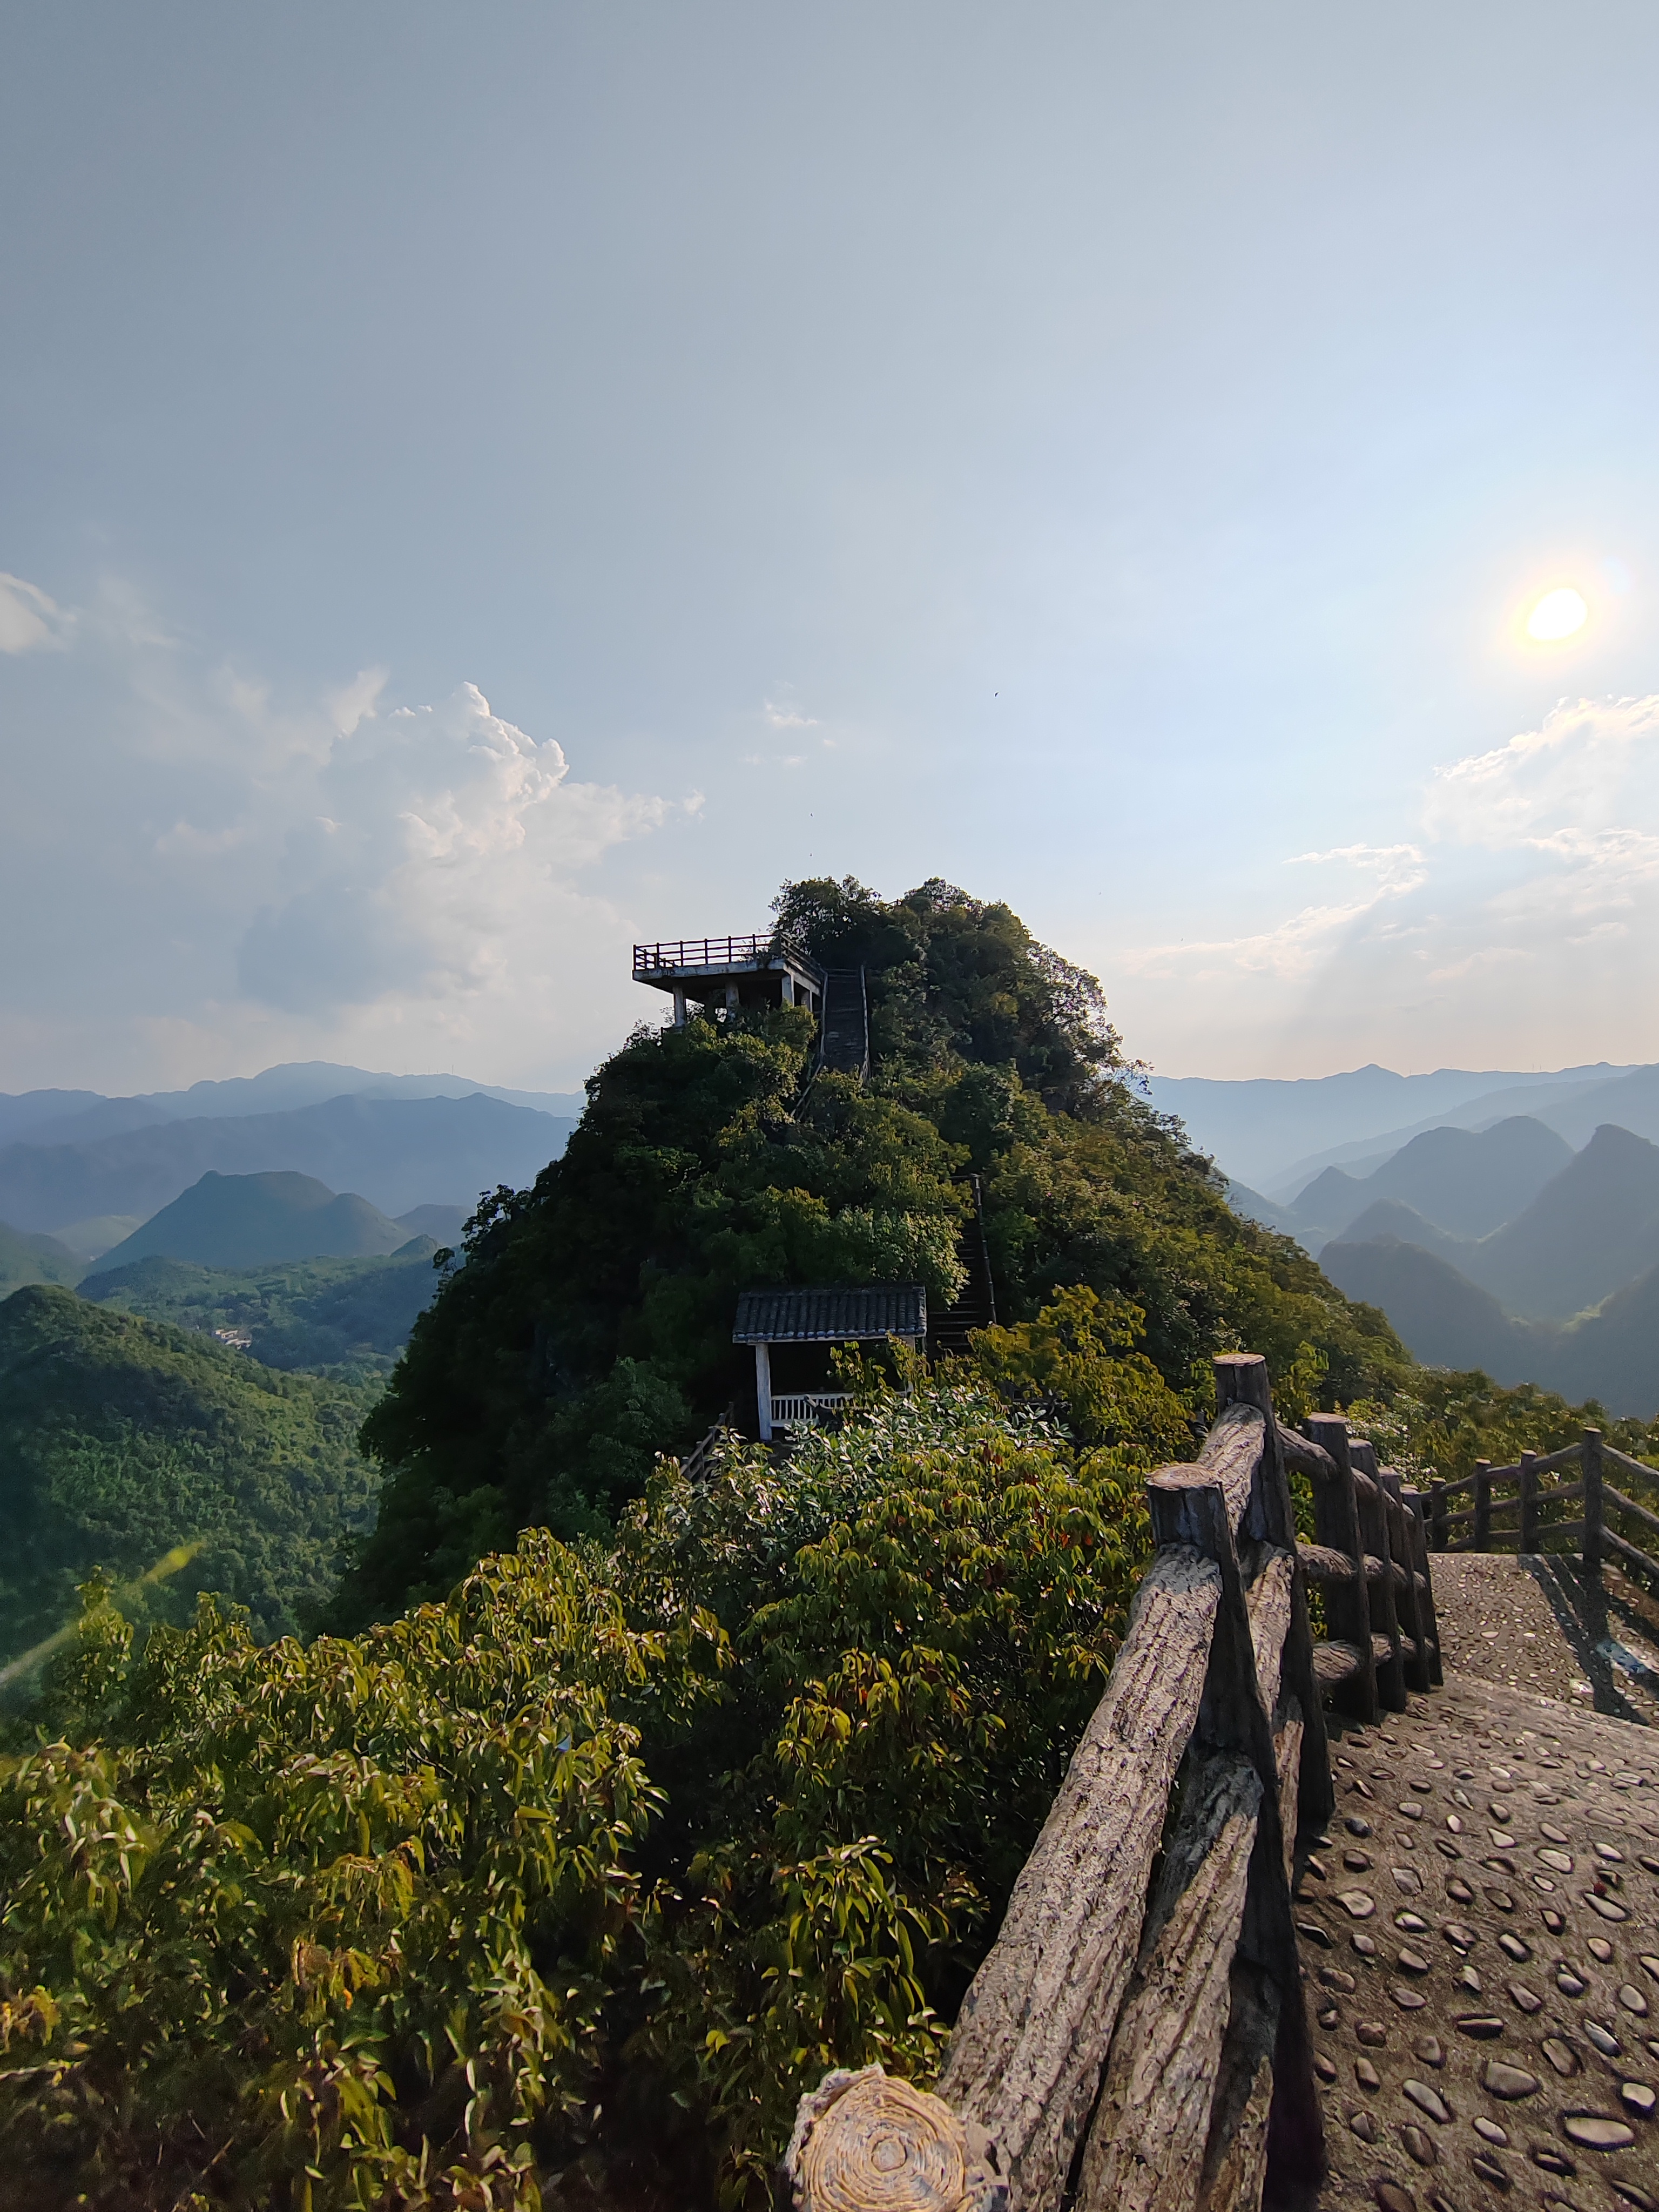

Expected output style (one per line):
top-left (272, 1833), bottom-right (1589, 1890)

top-left (1325, 1198), bottom-right (1476, 1267)
top-left (1550, 1265), bottom-right (1659, 1414)
top-left (0, 1091), bottom-right (575, 1230)
top-left (1320, 1235), bottom-right (1543, 1381)
top-left (0, 1284), bottom-right (379, 1664)
top-left (96, 1172), bottom-right (410, 1270)
top-left (79, 1240), bottom-right (445, 1374)
top-left (1291, 1117), bottom-right (1571, 1240)
top-left (0, 1222), bottom-right (84, 1297)
top-left (1464, 1123), bottom-right (1659, 1320)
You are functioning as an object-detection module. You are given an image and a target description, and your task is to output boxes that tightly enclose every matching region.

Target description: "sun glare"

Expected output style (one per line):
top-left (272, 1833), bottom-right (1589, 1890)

top-left (1527, 586), bottom-right (1589, 642)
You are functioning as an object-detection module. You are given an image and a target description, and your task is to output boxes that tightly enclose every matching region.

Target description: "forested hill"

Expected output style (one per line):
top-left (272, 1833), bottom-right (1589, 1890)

top-left (339, 875), bottom-right (1407, 1622)
top-left (0, 1285), bottom-right (379, 1665)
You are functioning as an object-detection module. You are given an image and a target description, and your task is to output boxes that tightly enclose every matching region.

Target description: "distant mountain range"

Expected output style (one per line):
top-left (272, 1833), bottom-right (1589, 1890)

top-left (1148, 1060), bottom-right (1637, 1191)
top-left (1321, 1233), bottom-right (1659, 1420)
top-left (0, 1088), bottom-right (574, 1233)
top-left (0, 1061), bottom-right (585, 1151)
top-left (1283, 1117), bottom-right (1574, 1245)
top-left (1149, 1058), bottom-right (1649, 1193)
top-left (1223, 1108), bottom-right (1659, 1418)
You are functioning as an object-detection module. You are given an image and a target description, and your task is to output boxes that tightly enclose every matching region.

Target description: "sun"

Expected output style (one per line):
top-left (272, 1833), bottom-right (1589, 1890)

top-left (1527, 586), bottom-right (1589, 642)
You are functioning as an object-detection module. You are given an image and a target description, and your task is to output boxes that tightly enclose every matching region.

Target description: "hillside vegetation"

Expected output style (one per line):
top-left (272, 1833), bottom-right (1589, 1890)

top-left (0, 1285), bottom-right (379, 1667)
top-left (341, 876), bottom-right (1406, 1621)
top-left (78, 1240), bottom-right (447, 1378)
top-left (0, 1219), bottom-right (83, 1297)
top-left (0, 1365), bottom-right (1166, 2210)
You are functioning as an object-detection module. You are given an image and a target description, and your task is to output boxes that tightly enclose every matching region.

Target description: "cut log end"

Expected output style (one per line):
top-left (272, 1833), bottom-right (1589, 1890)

top-left (784, 2067), bottom-right (1006, 2212)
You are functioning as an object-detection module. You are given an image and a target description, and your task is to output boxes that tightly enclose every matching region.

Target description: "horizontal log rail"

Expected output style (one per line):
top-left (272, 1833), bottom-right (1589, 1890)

top-left (1425, 1426), bottom-right (1659, 1587)
top-left (784, 1357), bottom-right (1446, 2212)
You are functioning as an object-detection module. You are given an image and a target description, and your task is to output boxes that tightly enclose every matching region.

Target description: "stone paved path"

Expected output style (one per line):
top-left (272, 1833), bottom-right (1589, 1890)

top-left (1300, 1672), bottom-right (1659, 2212)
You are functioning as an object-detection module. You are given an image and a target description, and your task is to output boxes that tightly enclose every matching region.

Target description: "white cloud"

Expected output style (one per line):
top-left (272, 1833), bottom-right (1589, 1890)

top-left (764, 693), bottom-right (818, 729)
top-left (1114, 692), bottom-right (1659, 1073)
top-left (1124, 841), bottom-right (1426, 981)
top-left (0, 605), bottom-right (689, 1088)
top-left (1424, 693), bottom-right (1659, 847)
top-left (232, 681), bottom-right (676, 1016)
top-left (0, 572), bottom-right (72, 654)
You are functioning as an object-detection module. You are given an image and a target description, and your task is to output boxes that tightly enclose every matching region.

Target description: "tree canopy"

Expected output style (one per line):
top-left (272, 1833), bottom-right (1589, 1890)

top-left (339, 875), bottom-right (1408, 1624)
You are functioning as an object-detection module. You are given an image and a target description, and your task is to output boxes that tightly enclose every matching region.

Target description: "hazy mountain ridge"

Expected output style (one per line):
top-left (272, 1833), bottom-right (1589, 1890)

top-left (0, 1060), bottom-right (586, 1151)
top-left (0, 1090), bottom-right (575, 1231)
top-left (0, 1221), bottom-right (85, 1298)
top-left (1321, 1232), bottom-right (1659, 1419)
top-left (1288, 1117), bottom-right (1573, 1244)
top-left (97, 1172), bottom-right (415, 1272)
top-left (1149, 1059), bottom-right (1636, 1190)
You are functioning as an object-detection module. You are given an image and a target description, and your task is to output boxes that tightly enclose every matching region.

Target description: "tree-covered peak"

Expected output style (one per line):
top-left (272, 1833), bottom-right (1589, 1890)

top-left (771, 873), bottom-right (1121, 1118)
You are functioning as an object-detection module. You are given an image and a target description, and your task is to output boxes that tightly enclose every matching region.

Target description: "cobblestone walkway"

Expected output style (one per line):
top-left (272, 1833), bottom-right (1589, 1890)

top-left (1301, 1673), bottom-right (1659, 2212)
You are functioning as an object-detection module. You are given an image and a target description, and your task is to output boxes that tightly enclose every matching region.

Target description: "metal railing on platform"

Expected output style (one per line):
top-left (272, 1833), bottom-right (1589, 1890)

top-left (632, 934), bottom-right (775, 972)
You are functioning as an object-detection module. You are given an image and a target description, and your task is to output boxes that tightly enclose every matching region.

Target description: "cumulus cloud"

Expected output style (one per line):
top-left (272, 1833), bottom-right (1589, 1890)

top-left (0, 603), bottom-right (688, 1087)
top-left (0, 572), bottom-right (72, 654)
top-left (228, 682), bottom-right (676, 1016)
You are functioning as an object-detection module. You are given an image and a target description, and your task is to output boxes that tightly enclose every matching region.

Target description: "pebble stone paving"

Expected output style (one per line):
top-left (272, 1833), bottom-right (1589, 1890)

top-left (1300, 1672), bottom-right (1659, 2212)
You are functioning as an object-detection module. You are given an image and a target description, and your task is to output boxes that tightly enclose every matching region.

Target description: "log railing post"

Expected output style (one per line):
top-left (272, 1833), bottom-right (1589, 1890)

top-left (1399, 1486), bottom-right (1444, 1688)
top-left (1385, 1471), bottom-right (1433, 1694)
top-left (1347, 1439), bottom-right (1406, 1713)
top-left (1473, 1459), bottom-right (1492, 1552)
top-left (1305, 1413), bottom-right (1378, 1725)
top-left (1429, 1471), bottom-right (1446, 1552)
top-left (1212, 1353), bottom-right (1333, 1839)
top-left (1582, 1427), bottom-right (1604, 1581)
top-left (1153, 1362), bottom-right (1324, 2207)
top-left (1519, 1448), bottom-right (1539, 1555)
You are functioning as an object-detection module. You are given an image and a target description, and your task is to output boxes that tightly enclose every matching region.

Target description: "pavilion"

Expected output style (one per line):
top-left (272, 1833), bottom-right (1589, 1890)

top-left (732, 1283), bottom-right (927, 1440)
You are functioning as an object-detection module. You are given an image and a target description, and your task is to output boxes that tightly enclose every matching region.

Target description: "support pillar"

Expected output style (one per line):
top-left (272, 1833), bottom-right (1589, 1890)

top-left (755, 1341), bottom-right (773, 1441)
top-left (672, 985), bottom-right (687, 1027)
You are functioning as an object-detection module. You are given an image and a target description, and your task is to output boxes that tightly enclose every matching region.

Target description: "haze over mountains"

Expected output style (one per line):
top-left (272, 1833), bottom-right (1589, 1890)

top-left (1176, 1059), bottom-right (1659, 1417)
top-left (0, 1062), bottom-right (577, 1239)
top-left (1148, 1060), bottom-right (1647, 1193)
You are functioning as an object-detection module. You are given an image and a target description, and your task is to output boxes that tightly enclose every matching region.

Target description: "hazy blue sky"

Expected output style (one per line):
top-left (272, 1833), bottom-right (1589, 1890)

top-left (5, 2), bottom-right (1659, 1093)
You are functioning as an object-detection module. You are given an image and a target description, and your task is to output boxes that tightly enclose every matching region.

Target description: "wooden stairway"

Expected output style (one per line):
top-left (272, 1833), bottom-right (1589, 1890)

top-left (817, 967), bottom-right (871, 1080)
top-left (930, 1172), bottom-right (997, 1357)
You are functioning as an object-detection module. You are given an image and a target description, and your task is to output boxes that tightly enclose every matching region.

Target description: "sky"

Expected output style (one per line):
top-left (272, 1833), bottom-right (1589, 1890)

top-left (5, 2), bottom-right (1659, 1095)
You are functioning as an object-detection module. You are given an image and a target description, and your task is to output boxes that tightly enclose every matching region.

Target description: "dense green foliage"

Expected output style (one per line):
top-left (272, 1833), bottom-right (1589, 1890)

top-left (0, 1373), bottom-right (1154, 2209)
top-left (345, 877), bottom-right (1407, 1621)
top-left (0, 1286), bottom-right (380, 1668)
top-left (79, 1241), bottom-right (446, 1380)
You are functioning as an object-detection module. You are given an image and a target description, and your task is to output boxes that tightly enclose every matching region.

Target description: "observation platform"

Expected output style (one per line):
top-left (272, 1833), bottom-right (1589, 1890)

top-left (631, 932), bottom-right (822, 1025)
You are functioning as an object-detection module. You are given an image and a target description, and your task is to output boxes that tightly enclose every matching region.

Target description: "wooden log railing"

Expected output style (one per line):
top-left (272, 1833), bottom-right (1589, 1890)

top-left (1424, 1424), bottom-right (1659, 1583)
top-left (781, 1354), bottom-right (1445, 2212)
